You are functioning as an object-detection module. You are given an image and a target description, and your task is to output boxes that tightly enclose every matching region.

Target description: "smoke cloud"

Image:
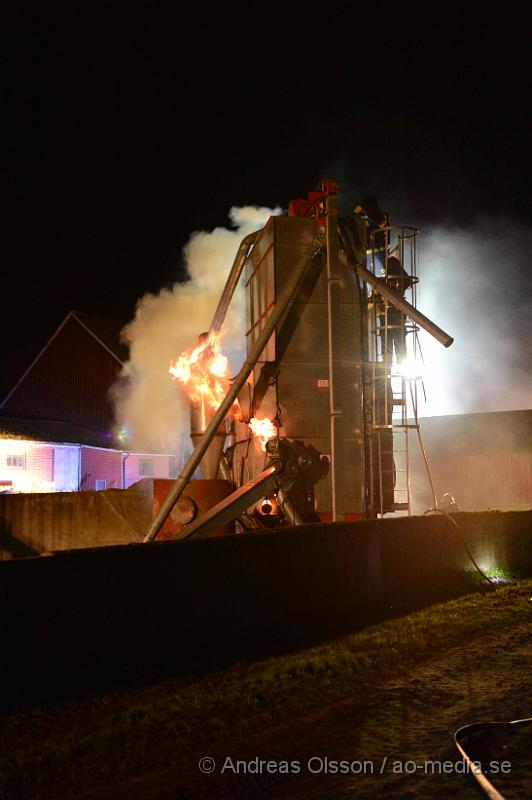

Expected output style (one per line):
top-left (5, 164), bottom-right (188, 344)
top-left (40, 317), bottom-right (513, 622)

top-left (113, 205), bottom-right (281, 456)
top-left (114, 208), bottom-right (531, 461)
top-left (414, 218), bottom-right (532, 417)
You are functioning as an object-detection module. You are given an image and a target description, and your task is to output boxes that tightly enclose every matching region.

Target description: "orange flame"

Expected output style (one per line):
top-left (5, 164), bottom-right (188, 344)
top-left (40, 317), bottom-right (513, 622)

top-left (249, 417), bottom-right (277, 451)
top-left (169, 332), bottom-right (230, 409)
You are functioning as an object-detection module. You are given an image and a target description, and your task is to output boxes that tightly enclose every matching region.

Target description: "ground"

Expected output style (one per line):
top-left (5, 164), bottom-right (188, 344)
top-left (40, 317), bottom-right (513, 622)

top-left (1, 583), bottom-right (531, 799)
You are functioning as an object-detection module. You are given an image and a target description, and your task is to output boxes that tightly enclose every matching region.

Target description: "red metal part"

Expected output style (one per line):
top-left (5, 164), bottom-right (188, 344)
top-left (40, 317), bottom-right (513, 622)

top-left (152, 478), bottom-right (235, 539)
top-left (288, 179), bottom-right (338, 222)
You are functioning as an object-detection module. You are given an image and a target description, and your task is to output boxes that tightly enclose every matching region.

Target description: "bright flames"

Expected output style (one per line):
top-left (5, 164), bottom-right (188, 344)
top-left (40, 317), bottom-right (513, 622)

top-left (249, 417), bottom-right (277, 451)
top-left (169, 332), bottom-right (230, 409)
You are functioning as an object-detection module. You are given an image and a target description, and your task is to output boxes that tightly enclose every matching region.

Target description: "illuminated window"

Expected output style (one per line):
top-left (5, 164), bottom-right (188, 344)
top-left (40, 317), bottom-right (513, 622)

top-left (95, 479), bottom-right (107, 491)
top-left (6, 454), bottom-right (25, 469)
top-left (139, 459), bottom-right (154, 476)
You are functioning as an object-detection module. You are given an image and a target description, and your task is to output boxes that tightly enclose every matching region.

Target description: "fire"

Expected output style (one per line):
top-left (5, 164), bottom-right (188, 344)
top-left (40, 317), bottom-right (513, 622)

top-left (169, 332), bottom-right (230, 408)
top-left (249, 417), bottom-right (277, 451)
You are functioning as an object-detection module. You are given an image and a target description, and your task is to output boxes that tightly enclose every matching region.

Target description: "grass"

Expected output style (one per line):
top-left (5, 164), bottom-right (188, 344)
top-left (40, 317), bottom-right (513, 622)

top-left (1, 581), bottom-right (531, 799)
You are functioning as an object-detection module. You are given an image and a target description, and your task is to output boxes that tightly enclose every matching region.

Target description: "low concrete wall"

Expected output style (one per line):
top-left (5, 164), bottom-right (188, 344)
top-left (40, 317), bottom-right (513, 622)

top-left (0, 509), bottom-right (530, 708)
top-left (0, 489), bottom-right (150, 559)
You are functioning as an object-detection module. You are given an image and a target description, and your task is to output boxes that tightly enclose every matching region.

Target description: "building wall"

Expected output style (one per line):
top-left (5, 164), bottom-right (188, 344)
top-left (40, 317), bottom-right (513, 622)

top-left (25, 446), bottom-right (54, 483)
top-left (410, 410), bottom-right (532, 513)
top-left (53, 446), bottom-right (80, 491)
top-left (0, 442), bottom-right (54, 492)
top-left (124, 453), bottom-right (175, 488)
top-left (0, 438), bottom-right (175, 494)
top-left (80, 447), bottom-right (123, 491)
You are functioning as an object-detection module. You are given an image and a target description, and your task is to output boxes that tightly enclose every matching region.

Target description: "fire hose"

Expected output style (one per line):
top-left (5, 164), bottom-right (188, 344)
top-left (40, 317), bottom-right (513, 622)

top-left (454, 717), bottom-right (532, 799)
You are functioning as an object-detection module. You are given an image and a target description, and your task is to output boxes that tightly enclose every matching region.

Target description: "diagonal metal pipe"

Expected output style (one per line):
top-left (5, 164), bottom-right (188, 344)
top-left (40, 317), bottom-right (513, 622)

top-left (143, 235), bottom-right (324, 542)
top-left (174, 463), bottom-right (283, 540)
top-left (209, 231), bottom-right (259, 335)
top-left (340, 253), bottom-right (454, 348)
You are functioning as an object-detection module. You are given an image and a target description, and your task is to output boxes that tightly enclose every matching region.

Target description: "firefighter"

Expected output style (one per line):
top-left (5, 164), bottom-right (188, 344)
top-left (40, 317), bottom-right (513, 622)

top-left (379, 255), bottom-right (413, 366)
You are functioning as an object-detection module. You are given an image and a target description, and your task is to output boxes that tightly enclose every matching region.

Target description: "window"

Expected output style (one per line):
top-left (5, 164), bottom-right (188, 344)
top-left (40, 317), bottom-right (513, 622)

top-left (95, 479), bottom-right (107, 491)
top-left (139, 459), bottom-right (154, 476)
top-left (6, 454), bottom-right (25, 469)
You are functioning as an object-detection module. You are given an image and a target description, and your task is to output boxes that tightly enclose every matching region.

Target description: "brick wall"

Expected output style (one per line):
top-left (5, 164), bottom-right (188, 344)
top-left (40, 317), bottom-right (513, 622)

top-left (26, 446), bottom-right (54, 483)
top-left (80, 447), bottom-right (122, 490)
top-left (0, 442), bottom-right (54, 490)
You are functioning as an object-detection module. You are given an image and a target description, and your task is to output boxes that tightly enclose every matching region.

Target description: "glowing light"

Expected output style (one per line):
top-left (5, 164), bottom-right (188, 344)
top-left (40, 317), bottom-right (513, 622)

top-left (0, 438), bottom-right (32, 453)
top-left (170, 332), bottom-right (231, 410)
top-left (118, 427), bottom-right (128, 443)
top-left (396, 356), bottom-right (423, 380)
top-left (249, 417), bottom-right (277, 451)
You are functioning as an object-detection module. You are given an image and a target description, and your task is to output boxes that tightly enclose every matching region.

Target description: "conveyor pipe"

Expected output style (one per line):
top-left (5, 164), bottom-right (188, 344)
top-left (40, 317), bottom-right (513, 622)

top-left (326, 194), bottom-right (340, 521)
top-left (341, 253), bottom-right (454, 348)
top-left (174, 463), bottom-right (282, 540)
top-left (143, 236), bottom-right (324, 542)
top-left (209, 231), bottom-right (259, 335)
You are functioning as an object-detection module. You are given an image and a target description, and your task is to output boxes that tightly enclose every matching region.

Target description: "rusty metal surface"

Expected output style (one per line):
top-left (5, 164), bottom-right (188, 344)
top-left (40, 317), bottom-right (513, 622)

top-left (153, 478), bottom-right (235, 539)
top-left (190, 397), bottom-right (226, 479)
top-left (175, 464), bottom-right (281, 540)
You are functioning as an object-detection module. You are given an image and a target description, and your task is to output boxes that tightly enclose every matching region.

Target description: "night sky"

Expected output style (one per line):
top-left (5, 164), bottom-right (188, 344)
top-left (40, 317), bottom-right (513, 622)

top-left (3, 2), bottom-right (531, 398)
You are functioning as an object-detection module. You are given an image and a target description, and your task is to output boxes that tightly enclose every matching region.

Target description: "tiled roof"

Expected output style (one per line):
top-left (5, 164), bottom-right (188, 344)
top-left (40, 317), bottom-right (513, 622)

top-left (72, 311), bottom-right (129, 363)
top-left (0, 413), bottom-right (118, 449)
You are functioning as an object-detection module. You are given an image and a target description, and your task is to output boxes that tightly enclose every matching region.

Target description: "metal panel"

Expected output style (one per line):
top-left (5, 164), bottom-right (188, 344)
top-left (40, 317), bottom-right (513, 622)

top-left (235, 213), bottom-right (366, 518)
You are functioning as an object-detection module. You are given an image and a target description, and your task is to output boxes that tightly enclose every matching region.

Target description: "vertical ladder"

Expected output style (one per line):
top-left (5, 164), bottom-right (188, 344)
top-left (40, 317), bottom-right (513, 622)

top-left (366, 225), bottom-right (420, 517)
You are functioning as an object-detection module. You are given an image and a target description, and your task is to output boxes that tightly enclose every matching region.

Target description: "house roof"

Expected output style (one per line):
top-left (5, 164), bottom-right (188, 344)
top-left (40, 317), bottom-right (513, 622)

top-left (0, 413), bottom-right (118, 449)
top-left (0, 310), bottom-right (129, 409)
top-left (71, 311), bottom-right (129, 363)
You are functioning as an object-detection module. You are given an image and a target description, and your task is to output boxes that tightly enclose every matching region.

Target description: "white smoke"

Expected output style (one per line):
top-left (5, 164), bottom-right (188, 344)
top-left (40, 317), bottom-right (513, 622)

top-left (113, 205), bottom-right (281, 456)
top-left (115, 210), bottom-right (531, 457)
top-left (415, 218), bottom-right (532, 416)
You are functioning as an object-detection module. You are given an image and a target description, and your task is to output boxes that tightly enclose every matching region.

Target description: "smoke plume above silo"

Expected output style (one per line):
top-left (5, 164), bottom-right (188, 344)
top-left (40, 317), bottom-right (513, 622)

top-left (114, 207), bottom-right (531, 460)
top-left (415, 218), bottom-right (532, 417)
top-left (112, 205), bottom-right (281, 456)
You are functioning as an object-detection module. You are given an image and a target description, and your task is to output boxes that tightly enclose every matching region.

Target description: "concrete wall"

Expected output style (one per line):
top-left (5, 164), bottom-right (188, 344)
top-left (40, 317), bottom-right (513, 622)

top-left (0, 509), bottom-right (530, 708)
top-left (0, 488), bottom-right (151, 559)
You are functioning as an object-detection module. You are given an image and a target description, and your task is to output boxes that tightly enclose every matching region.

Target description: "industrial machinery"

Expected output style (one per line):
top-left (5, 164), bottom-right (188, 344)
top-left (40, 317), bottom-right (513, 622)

top-left (144, 182), bottom-right (452, 542)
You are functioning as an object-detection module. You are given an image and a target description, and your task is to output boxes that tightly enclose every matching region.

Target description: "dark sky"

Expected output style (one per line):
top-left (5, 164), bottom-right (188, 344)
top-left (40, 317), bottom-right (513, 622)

top-left (2, 2), bottom-right (531, 397)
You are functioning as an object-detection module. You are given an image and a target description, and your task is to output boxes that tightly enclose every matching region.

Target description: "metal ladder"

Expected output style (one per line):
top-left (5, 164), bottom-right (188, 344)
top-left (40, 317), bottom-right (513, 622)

top-left (367, 224), bottom-right (421, 517)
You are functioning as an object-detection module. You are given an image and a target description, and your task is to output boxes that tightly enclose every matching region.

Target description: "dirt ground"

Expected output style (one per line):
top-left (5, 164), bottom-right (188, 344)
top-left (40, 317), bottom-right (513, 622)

top-left (68, 617), bottom-right (531, 800)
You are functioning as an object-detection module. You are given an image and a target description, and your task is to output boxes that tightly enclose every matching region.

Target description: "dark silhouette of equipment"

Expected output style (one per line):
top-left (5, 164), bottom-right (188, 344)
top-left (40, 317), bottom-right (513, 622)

top-left (144, 182), bottom-right (453, 542)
